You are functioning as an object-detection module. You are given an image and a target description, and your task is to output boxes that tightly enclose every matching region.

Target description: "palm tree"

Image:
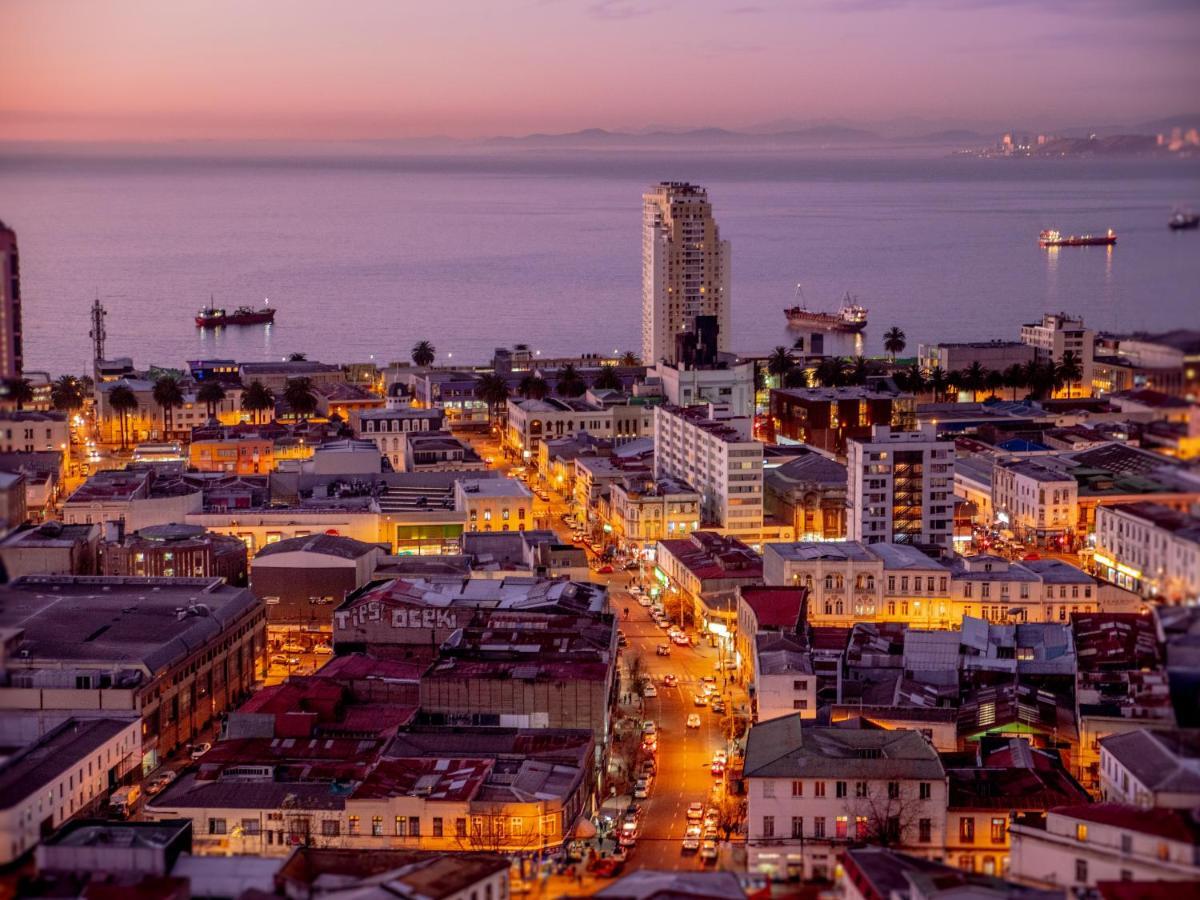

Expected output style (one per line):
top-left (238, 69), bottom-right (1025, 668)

top-left (928, 366), bottom-right (949, 402)
top-left (985, 368), bottom-right (1005, 399)
top-left (284, 377), bottom-right (318, 420)
top-left (963, 361), bottom-right (988, 401)
top-left (883, 326), bottom-right (907, 362)
top-left (766, 346), bottom-right (794, 385)
top-left (475, 373), bottom-right (510, 425)
top-left (411, 340), bottom-right (436, 367)
top-left (241, 380), bottom-right (275, 424)
top-left (108, 385), bottom-right (138, 449)
top-left (783, 366), bottom-right (810, 388)
top-left (197, 381), bottom-right (227, 421)
top-left (849, 356), bottom-right (871, 386)
top-left (1056, 351), bottom-right (1083, 399)
top-left (813, 357), bottom-right (849, 388)
top-left (1003, 363), bottom-right (1026, 401)
top-left (3, 378), bottom-right (34, 410)
top-left (51, 375), bottom-right (86, 412)
top-left (287, 352), bottom-right (308, 362)
top-left (619, 351), bottom-right (642, 367)
top-left (555, 364), bottom-right (586, 398)
top-left (902, 363), bottom-right (926, 396)
top-left (517, 373), bottom-right (550, 400)
top-left (593, 364), bottom-right (623, 391)
top-left (152, 375), bottom-right (184, 438)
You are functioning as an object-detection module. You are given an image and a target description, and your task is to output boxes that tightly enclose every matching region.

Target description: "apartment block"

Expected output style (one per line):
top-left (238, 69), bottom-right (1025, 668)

top-left (1019, 312), bottom-right (1095, 395)
top-left (654, 403), bottom-right (763, 536)
top-left (770, 387), bottom-right (915, 458)
top-left (744, 718), bottom-right (948, 881)
top-left (1093, 502), bottom-right (1200, 602)
top-left (847, 425), bottom-right (955, 550)
top-left (992, 459), bottom-right (1078, 548)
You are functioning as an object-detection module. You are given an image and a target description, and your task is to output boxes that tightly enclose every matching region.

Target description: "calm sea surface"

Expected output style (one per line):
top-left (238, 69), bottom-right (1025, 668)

top-left (1, 149), bottom-right (1198, 375)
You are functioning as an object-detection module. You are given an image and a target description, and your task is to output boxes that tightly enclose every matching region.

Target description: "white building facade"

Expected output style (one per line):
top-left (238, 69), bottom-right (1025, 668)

top-left (846, 425), bottom-right (955, 550)
top-left (1093, 502), bottom-right (1200, 602)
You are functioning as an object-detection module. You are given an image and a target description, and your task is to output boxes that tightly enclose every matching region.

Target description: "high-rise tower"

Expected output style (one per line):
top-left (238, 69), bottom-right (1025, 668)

top-left (0, 220), bottom-right (22, 380)
top-left (641, 182), bottom-right (731, 366)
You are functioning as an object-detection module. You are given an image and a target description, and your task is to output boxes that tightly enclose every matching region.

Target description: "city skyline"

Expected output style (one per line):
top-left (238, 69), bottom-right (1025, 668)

top-left (2, 0), bottom-right (1198, 143)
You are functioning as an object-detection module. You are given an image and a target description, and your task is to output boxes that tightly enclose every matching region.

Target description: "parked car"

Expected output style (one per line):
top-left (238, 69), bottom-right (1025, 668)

top-left (624, 561), bottom-right (640, 571)
top-left (662, 674), bottom-right (678, 687)
top-left (671, 633), bottom-right (689, 646)
top-left (280, 642), bottom-right (305, 653)
top-left (312, 643), bottom-right (333, 655)
top-left (597, 564), bottom-right (614, 574)
top-left (711, 701), bottom-right (726, 715)
top-left (687, 802), bottom-right (705, 820)
top-left (108, 785), bottom-right (140, 817)
top-left (686, 713), bottom-right (702, 728)
top-left (711, 760), bottom-right (725, 776)
top-left (143, 770), bottom-right (177, 796)
top-left (190, 742), bottom-right (212, 760)
top-left (693, 694), bottom-right (708, 707)
top-left (700, 840), bottom-right (719, 861)
top-left (682, 825), bottom-right (702, 852)
top-left (643, 684), bottom-right (658, 698)
top-left (633, 779), bottom-right (650, 799)
top-left (656, 644), bottom-right (671, 656)
top-left (638, 595), bottom-right (653, 607)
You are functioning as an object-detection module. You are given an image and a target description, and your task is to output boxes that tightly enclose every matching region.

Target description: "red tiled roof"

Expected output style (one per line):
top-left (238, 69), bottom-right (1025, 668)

top-left (740, 586), bottom-right (807, 629)
top-left (1052, 803), bottom-right (1200, 844)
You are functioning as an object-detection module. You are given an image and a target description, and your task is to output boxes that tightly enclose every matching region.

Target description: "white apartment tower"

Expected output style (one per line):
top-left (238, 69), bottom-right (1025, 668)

top-left (847, 424), bottom-right (955, 550)
top-left (642, 182), bottom-right (731, 366)
top-left (1019, 312), bottom-right (1095, 395)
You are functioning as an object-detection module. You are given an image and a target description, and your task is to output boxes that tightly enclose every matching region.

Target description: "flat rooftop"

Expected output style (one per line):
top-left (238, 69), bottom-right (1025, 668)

top-left (0, 719), bottom-right (134, 809)
top-left (0, 576), bottom-right (258, 673)
top-left (457, 478), bottom-right (532, 498)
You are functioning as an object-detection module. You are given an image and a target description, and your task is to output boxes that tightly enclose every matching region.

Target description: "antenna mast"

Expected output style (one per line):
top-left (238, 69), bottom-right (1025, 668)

top-left (89, 297), bottom-right (107, 363)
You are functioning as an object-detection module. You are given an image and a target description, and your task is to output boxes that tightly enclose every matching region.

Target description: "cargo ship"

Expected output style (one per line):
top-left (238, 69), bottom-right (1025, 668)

top-left (785, 289), bottom-right (868, 332)
top-left (1169, 210), bottom-right (1199, 231)
top-left (195, 301), bottom-right (276, 328)
top-left (1038, 228), bottom-right (1117, 247)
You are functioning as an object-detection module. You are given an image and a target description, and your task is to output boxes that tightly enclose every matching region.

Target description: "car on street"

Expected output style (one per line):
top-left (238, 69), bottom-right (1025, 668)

top-left (643, 684), bottom-right (657, 698)
top-left (713, 750), bottom-right (727, 765)
top-left (598, 564), bottom-right (614, 574)
top-left (662, 674), bottom-right (677, 687)
top-left (628, 584), bottom-right (642, 594)
top-left (189, 742), bottom-right (212, 760)
top-left (640, 760), bottom-right (656, 778)
top-left (280, 642), bottom-right (304, 653)
top-left (682, 824), bottom-right (702, 852)
top-left (700, 840), bottom-right (718, 861)
top-left (687, 802), bottom-right (704, 820)
top-left (633, 779), bottom-right (650, 799)
top-left (642, 720), bottom-right (656, 735)
top-left (642, 735), bottom-right (658, 752)
top-left (656, 618), bottom-right (671, 629)
top-left (590, 857), bottom-right (624, 878)
top-left (701, 675), bottom-right (717, 686)
top-left (624, 561), bottom-right (640, 571)
top-left (656, 644), bottom-right (671, 656)
top-left (617, 630), bottom-right (627, 646)
top-left (711, 700), bottom-right (726, 714)
top-left (312, 643), bottom-right (332, 655)
top-left (711, 760), bottom-right (725, 776)
top-left (671, 633), bottom-right (689, 646)
top-left (143, 770), bottom-right (177, 795)
top-left (686, 713), bottom-right (702, 728)
top-left (693, 693), bottom-right (708, 706)
top-left (638, 595), bottom-right (653, 607)
top-left (704, 809), bottom-right (719, 829)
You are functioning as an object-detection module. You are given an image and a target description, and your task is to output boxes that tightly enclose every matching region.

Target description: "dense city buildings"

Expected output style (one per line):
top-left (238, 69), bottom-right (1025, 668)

top-left (641, 183), bottom-right (731, 366)
top-left (1019, 312), bottom-right (1095, 396)
top-left (1093, 502), bottom-right (1200, 601)
top-left (770, 386), bottom-right (916, 458)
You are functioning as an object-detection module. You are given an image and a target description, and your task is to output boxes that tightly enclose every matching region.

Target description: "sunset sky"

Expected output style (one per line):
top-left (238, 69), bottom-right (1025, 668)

top-left (2, 0), bottom-right (1197, 141)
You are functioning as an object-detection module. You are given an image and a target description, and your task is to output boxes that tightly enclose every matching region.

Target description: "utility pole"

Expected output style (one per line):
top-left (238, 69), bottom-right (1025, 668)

top-left (89, 297), bottom-right (107, 363)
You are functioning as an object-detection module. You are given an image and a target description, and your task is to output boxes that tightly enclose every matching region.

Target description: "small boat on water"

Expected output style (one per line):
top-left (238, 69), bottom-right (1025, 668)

top-left (1038, 228), bottom-right (1116, 247)
top-left (785, 287), bottom-right (868, 332)
top-left (1169, 210), bottom-right (1199, 231)
top-left (195, 300), bottom-right (276, 328)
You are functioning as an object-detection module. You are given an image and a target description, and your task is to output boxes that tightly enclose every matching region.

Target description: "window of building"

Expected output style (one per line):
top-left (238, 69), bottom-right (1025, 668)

top-left (762, 780), bottom-right (775, 798)
top-left (1121, 833), bottom-right (1132, 853)
top-left (1076, 823), bottom-right (1087, 842)
top-left (322, 820), bottom-right (339, 836)
top-left (456, 818), bottom-right (467, 838)
top-left (208, 818), bottom-right (226, 835)
top-left (835, 781), bottom-right (847, 798)
top-left (433, 817), bottom-right (443, 837)
top-left (393, 816), bottom-right (405, 836)
top-left (792, 816), bottom-right (804, 839)
top-left (919, 818), bottom-right (932, 843)
top-left (919, 782), bottom-right (931, 800)
top-left (1075, 859), bottom-right (1088, 883)
top-left (814, 781), bottom-right (826, 798)
top-left (960, 817), bottom-right (975, 843)
top-left (991, 817), bottom-right (1006, 843)
top-left (835, 816), bottom-right (848, 839)
top-left (814, 817), bottom-right (826, 838)
top-left (792, 780), bottom-right (804, 796)
top-left (855, 816), bottom-right (869, 839)
top-left (762, 816), bottom-right (775, 839)
top-left (348, 815), bottom-right (360, 836)
top-left (887, 781), bottom-right (900, 799)
top-left (855, 781), bottom-right (868, 798)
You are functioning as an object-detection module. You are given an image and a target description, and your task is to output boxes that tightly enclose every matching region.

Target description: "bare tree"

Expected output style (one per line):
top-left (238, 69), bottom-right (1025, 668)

top-left (455, 805), bottom-right (547, 856)
top-left (850, 782), bottom-right (928, 849)
top-left (716, 795), bottom-right (746, 841)
top-left (626, 651), bottom-right (645, 699)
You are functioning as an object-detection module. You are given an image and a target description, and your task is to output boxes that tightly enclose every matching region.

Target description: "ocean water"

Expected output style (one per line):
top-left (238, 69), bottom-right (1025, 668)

top-left (1, 148), bottom-right (1198, 375)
